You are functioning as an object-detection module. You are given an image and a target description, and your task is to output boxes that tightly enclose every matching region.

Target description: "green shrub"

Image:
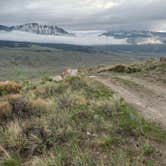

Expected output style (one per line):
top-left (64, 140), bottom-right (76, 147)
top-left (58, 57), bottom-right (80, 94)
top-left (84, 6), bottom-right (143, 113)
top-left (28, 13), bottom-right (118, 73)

top-left (143, 143), bottom-right (155, 156)
top-left (66, 76), bottom-right (88, 90)
top-left (119, 105), bottom-right (143, 135)
top-left (2, 158), bottom-right (21, 166)
top-left (58, 94), bottom-right (76, 110)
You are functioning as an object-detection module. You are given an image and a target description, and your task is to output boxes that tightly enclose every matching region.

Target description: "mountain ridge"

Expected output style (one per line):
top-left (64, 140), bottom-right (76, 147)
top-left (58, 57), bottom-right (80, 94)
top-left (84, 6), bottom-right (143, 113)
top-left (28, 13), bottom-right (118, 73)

top-left (100, 30), bottom-right (166, 38)
top-left (100, 30), bottom-right (166, 44)
top-left (0, 23), bottom-right (71, 36)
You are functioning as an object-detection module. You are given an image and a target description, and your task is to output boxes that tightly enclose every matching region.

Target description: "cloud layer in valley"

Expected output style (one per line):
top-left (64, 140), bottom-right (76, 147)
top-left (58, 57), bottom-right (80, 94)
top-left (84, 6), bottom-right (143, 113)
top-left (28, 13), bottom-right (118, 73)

top-left (0, 30), bottom-right (163, 45)
top-left (0, 30), bottom-right (127, 45)
top-left (0, 0), bottom-right (166, 31)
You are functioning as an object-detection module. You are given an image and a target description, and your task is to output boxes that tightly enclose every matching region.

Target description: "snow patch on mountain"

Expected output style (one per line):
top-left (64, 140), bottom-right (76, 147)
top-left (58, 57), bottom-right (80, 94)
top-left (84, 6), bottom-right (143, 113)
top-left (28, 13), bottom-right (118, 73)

top-left (0, 23), bottom-right (71, 36)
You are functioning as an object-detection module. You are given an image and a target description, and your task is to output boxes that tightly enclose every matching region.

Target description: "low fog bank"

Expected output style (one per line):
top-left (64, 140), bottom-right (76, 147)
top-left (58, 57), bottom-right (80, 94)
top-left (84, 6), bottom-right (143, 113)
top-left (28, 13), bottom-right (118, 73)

top-left (0, 30), bottom-right (164, 46)
top-left (0, 30), bottom-right (127, 46)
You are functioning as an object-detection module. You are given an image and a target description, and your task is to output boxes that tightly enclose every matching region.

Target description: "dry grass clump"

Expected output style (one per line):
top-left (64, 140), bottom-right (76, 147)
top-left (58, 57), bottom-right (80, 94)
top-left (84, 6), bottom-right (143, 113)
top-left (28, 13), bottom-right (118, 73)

top-left (29, 98), bottom-right (50, 113)
top-left (66, 76), bottom-right (89, 90)
top-left (0, 101), bottom-right (12, 118)
top-left (93, 95), bottom-right (123, 118)
top-left (6, 94), bottom-right (23, 104)
top-left (9, 97), bottom-right (51, 118)
top-left (34, 82), bottom-right (67, 98)
top-left (126, 65), bottom-right (142, 73)
top-left (110, 64), bottom-right (127, 72)
top-left (0, 81), bottom-right (21, 96)
top-left (58, 95), bottom-right (75, 110)
top-left (97, 64), bottom-right (127, 73)
top-left (95, 100), bottom-right (116, 118)
top-left (0, 95), bottom-right (50, 121)
top-left (0, 95), bottom-right (25, 122)
top-left (98, 64), bottom-right (142, 73)
top-left (0, 120), bottom-right (23, 147)
top-left (72, 92), bottom-right (87, 105)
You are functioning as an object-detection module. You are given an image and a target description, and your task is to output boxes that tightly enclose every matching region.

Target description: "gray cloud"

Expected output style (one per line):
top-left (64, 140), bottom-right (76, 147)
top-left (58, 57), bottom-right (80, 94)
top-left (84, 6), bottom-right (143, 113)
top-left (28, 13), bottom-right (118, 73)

top-left (0, 0), bottom-right (166, 31)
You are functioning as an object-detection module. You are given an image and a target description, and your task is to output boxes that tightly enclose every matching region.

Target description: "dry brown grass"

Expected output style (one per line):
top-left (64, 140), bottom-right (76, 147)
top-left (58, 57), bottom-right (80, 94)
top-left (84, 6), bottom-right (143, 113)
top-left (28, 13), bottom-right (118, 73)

top-left (98, 64), bottom-right (142, 73)
top-left (0, 95), bottom-right (50, 121)
top-left (30, 98), bottom-right (50, 112)
top-left (6, 94), bottom-right (23, 103)
top-left (0, 81), bottom-right (21, 95)
top-left (98, 64), bottom-right (127, 73)
top-left (5, 120), bottom-right (23, 147)
top-left (0, 101), bottom-right (12, 118)
top-left (111, 64), bottom-right (127, 72)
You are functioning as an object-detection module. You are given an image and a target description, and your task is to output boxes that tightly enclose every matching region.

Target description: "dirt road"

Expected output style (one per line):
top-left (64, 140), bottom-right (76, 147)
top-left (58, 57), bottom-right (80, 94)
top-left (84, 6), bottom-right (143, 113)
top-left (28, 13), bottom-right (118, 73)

top-left (95, 76), bottom-right (166, 127)
top-left (115, 75), bottom-right (166, 98)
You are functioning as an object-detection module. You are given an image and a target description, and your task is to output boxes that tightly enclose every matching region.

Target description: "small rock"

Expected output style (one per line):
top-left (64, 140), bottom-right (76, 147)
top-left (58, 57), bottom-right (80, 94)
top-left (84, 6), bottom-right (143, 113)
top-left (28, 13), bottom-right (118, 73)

top-left (87, 131), bottom-right (91, 136)
top-left (70, 69), bottom-right (78, 76)
top-left (89, 75), bottom-right (96, 78)
top-left (63, 68), bottom-right (78, 77)
top-left (52, 75), bottom-right (63, 82)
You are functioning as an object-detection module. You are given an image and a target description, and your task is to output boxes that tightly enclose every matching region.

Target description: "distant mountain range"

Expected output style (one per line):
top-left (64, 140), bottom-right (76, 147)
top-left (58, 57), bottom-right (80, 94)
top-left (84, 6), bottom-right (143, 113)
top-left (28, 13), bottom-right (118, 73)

top-left (0, 23), bottom-right (71, 36)
top-left (101, 31), bottom-right (166, 44)
top-left (0, 24), bottom-right (166, 45)
top-left (101, 30), bottom-right (166, 38)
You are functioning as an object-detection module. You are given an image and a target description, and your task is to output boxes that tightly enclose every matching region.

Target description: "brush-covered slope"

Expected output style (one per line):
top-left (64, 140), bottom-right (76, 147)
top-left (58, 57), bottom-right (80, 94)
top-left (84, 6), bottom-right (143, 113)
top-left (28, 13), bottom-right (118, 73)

top-left (0, 75), bottom-right (166, 166)
top-left (96, 57), bottom-right (166, 84)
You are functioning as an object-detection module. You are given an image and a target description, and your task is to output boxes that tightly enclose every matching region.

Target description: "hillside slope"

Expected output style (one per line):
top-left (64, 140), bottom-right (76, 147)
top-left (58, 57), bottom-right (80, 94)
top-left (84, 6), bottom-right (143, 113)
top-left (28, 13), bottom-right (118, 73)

top-left (0, 74), bottom-right (166, 165)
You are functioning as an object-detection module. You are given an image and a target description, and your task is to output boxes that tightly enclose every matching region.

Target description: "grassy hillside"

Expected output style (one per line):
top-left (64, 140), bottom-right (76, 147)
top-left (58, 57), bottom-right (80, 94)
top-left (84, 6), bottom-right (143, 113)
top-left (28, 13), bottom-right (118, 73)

top-left (0, 75), bottom-right (166, 165)
top-left (0, 46), bottom-right (164, 81)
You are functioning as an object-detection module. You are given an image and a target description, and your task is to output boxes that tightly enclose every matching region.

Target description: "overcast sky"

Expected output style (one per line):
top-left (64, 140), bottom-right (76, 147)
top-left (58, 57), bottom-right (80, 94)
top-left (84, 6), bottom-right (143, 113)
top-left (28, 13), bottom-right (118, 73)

top-left (0, 0), bottom-right (166, 31)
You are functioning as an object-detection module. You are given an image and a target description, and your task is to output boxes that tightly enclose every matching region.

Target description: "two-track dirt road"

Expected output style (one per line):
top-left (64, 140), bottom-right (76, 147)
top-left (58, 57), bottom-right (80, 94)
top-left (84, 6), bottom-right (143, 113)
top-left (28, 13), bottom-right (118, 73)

top-left (95, 75), bottom-right (166, 127)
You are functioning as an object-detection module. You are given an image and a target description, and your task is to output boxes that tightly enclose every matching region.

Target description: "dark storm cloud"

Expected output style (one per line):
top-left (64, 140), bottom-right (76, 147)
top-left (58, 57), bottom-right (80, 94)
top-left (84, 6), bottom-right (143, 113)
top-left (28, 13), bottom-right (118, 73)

top-left (0, 0), bottom-right (166, 30)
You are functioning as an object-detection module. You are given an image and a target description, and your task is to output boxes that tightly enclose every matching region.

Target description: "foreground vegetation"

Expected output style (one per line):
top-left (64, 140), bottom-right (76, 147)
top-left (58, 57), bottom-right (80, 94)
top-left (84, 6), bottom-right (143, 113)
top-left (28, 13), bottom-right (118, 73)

top-left (0, 75), bottom-right (166, 166)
